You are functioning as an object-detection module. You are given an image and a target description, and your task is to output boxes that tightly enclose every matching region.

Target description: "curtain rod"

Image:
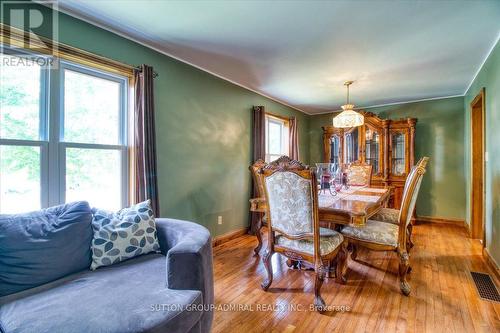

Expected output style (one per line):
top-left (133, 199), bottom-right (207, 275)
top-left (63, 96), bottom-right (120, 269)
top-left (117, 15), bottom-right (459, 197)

top-left (1, 23), bottom-right (160, 79)
top-left (134, 66), bottom-right (159, 78)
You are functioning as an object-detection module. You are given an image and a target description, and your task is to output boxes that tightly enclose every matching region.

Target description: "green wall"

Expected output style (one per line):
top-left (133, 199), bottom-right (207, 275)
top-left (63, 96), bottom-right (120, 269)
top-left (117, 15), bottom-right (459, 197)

top-left (5, 3), bottom-right (497, 258)
top-left (1, 3), bottom-right (310, 236)
top-left (464, 38), bottom-right (500, 265)
top-left (308, 97), bottom-right (466, 220)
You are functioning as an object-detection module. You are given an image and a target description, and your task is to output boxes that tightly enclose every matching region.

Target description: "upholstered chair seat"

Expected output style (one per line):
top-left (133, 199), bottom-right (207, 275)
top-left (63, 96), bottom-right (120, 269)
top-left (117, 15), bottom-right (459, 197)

top-left (318, 227), bottom-right (338, 236)
top-left (370, 208), bottom-right (400, 225)
top-left (341, 220), bottom-right (398, 247)
top-left (275, 229), bottom-right (344, 256)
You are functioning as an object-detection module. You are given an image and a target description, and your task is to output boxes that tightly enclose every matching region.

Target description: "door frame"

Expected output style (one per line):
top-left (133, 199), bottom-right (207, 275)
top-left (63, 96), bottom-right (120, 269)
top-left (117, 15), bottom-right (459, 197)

top-left (469, 87), bottom-right (486, 244)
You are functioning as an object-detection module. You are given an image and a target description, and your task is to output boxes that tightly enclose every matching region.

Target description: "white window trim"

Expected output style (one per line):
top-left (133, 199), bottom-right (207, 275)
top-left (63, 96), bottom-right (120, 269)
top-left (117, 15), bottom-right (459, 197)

top-left (265, 114), bottom-right (289, 163)
top-left (0, 47), bottom-right (129, 212)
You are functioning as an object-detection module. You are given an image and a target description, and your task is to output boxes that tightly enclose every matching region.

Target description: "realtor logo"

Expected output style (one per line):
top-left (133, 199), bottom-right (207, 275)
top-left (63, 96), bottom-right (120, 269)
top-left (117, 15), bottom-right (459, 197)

top-left (1, 0), bottom-right (58, 58)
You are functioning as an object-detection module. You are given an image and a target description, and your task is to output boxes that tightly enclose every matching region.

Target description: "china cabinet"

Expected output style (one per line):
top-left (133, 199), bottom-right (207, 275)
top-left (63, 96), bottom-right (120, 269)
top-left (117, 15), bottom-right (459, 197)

top-left (322, 111), bottom-right (417, 209)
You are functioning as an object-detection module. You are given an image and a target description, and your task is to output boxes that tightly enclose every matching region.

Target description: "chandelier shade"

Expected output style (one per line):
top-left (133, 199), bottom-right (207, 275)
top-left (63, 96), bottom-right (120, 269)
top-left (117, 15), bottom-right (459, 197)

top-left (332, 108), bottom-right (364, 128)
top-left (332, 81), bottom-right (364, 128)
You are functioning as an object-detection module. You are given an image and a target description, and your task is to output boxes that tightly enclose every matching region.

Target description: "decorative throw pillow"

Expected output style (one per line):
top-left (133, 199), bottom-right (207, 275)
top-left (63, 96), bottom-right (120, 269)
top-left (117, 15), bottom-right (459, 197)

top-left (90, 200), bottom-right (160, 270)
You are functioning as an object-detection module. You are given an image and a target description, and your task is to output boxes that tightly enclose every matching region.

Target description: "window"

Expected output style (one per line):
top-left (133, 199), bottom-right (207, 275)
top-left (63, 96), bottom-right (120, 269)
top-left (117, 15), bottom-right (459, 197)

top-left (265, 114), bottom-right (289, 163)
top-left (0, 49), bottom-right (128, 213)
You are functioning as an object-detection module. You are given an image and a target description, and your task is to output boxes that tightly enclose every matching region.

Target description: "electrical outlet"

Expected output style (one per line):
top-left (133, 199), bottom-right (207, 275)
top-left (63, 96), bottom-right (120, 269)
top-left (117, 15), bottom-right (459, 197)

top-left (217, 216), bottom-right (223, 225)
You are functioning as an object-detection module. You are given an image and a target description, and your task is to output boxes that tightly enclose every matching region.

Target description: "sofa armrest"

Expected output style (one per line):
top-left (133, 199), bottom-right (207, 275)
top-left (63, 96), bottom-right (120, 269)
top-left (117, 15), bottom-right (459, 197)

top-left (155, 218), bottom-right (214, 331)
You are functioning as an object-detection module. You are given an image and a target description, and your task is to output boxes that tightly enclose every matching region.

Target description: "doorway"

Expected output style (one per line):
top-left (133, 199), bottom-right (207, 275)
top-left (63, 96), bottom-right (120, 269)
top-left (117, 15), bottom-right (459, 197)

top-left (470, 88), bottom-right (485, 243)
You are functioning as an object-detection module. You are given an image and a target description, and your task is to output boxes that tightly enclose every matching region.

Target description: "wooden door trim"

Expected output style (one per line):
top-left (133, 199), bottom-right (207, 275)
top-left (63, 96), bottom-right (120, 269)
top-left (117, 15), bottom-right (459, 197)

top-left (469, 87), bottom-right (485, 244)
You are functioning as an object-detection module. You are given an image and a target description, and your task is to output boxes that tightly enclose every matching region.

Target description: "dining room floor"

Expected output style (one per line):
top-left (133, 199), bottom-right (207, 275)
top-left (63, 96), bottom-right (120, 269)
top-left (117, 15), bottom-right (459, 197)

top-left (212, 222), bottom-right (500, 333)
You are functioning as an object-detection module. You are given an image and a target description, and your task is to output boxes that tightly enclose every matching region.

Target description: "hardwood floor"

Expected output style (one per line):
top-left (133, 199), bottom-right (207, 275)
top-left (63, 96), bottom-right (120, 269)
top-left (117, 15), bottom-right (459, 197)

top-left (212, 222), bottom-right (500, 333)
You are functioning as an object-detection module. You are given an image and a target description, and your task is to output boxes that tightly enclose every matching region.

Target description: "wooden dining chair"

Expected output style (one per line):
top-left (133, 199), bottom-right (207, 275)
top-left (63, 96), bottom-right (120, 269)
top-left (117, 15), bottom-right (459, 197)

top-left (260, 158), bottom-right (348, 311)
top-left (345, 160), bottom-right (373, 187)
top-left (249, 159), bottom-right (268, 255)
top-left (340, 157), bottom-right (429, 296)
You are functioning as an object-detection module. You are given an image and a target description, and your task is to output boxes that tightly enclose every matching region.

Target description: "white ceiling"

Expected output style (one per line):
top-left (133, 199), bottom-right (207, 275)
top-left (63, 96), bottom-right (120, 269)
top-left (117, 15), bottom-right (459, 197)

top-left (57, 0), bottom-right (500, 114)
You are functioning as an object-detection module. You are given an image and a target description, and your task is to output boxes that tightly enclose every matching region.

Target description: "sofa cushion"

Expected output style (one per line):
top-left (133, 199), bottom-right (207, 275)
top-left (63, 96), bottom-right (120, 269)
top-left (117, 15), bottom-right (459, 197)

top-left (0, 254), bottom-right (203, 333)
top-left (90, 200), bottom-right (160, 270)
top-left (0, 201), bottom-right (93, 297)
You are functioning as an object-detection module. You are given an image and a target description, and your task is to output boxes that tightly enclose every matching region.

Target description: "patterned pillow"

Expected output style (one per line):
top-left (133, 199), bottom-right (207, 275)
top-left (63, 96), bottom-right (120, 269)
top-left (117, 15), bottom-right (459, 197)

top-left (90, 200), bottom-right (160, 270)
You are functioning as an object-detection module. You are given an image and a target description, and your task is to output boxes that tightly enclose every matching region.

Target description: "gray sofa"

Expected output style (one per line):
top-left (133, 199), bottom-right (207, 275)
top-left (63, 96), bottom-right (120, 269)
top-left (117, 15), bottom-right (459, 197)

top-left (0, 202), bottom-right (214, 333)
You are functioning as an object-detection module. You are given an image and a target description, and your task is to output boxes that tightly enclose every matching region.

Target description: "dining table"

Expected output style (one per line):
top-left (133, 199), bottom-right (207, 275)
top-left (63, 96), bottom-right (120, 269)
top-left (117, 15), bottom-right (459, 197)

top-left (317, 185), bottom-right (392, 227)
top-left (250, 185), bottom-right (392, 228)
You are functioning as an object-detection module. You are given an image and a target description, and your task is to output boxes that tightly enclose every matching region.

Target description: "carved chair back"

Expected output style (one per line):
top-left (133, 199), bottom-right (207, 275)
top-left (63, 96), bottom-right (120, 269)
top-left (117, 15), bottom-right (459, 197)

top-left (260, 157), bottom-right (322, 257)
top-left (397, 157), bottom-right (429, 249)
top-left (345, 160), bottom-right (373, 186)
top-left (249, 159), bottom-right (267, 198)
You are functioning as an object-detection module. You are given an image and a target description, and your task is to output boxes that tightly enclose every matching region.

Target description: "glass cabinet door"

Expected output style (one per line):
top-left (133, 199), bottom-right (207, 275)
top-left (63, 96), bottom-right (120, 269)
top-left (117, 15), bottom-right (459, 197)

top-left (344, 128), bottom-right (359, 164)
top-left (391, 132), bottom-right (406, 176)
top-left (365, 127), bottom-right (380, 174)
top-left (329, 135), bottom-right (340, 165)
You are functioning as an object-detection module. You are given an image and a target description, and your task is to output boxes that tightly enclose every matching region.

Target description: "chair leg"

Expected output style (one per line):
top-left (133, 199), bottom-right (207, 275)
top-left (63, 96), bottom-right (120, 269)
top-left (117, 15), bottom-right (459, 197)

top-left (253, 229), bottom-right (262, 256)
top-left (253, 216), bottom-right (263, 256)
top-left (336, 243), bottom-right (348, 284)
top-left (327, 260), bottom-right (335, 278)
top-left (286, 259), bottom-right (299, 269)
top-left (261, 250), bottom-right (273, 291)
top-left (313, 265), bottom-right (327, 312)
top-left (407, 224), bottom-right (414, 250)
top-left (398, 251), bottom-right (411, 296)
top-left (348, 242), bottom-right (358, 261)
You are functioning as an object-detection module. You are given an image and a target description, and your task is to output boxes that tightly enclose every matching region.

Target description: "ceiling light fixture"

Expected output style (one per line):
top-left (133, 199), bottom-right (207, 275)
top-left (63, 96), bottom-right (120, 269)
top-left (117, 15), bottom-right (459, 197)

top-left (332, 81), bottom-right (364, 128)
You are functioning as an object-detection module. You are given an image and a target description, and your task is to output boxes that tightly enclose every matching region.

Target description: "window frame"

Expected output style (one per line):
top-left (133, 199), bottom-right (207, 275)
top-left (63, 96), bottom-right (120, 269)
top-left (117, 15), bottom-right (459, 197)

top-left (0, 46), bottom-right (129, 213)
top-left (57, 61), bottom-right (129, 209)
top-left (264, 114), bottom-right (289, 163)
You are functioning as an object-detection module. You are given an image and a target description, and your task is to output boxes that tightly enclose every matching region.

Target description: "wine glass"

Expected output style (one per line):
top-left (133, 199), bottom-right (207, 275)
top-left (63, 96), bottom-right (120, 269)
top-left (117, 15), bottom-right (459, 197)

top-left (334, 168), bottom-right (344, 193)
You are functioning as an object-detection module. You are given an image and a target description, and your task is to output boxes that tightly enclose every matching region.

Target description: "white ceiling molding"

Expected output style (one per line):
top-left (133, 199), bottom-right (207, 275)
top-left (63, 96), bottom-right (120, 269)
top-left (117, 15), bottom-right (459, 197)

top-left (463, 32), bottom-right (500, 95)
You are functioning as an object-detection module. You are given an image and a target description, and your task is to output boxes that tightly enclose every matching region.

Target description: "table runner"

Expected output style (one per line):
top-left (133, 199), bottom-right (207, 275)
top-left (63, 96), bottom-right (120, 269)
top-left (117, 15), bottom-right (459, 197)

top-left (318, 188), bottom-right (383, 207)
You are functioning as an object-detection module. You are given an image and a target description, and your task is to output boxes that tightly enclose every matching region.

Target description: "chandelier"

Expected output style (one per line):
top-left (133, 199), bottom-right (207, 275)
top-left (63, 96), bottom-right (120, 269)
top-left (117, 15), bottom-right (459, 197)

top-left (332, 81), bottom-right (364, 128)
